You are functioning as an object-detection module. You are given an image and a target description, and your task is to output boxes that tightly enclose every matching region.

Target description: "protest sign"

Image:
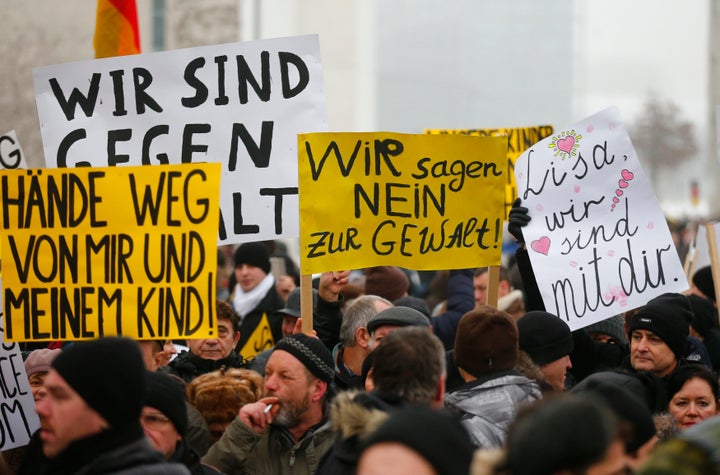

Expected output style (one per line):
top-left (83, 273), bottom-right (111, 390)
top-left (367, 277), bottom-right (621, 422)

top-left (0, 131), bottom-right (29, 170)
top-left (425, 125), bottom-right (553, 217)
top-left (33, 35), bottom-right (327, 245)
top-left (0, 163), bottom-right (221, 341)
top-left (0, 312), bottom-right (40, 450)
top-left (514, 107), bottom-right (688, 330)
top-left (298, 132), bottom-right (508, 274)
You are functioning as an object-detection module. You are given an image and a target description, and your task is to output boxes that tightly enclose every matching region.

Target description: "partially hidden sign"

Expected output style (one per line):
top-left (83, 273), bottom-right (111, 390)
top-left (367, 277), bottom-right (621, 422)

top-left (425, 125), bottom-right (554, 217)
top-left (514, 107), bottom-right (688, 331)
top-left (0, 163), bottom-right (221, 341)
top-left (298, 132), bottom-right (508, 274)
top-left (33, 35), bottom-right (327, 245)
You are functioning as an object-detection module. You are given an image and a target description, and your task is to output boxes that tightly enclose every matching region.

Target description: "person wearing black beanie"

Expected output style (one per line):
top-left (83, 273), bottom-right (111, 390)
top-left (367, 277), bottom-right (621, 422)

top-left (144, 372), bottom-right (222, 475)
top-left (203, 333), bottom-right (336, 474)
top-left (229, 242), bottom-right (285, 360)
top-left (517, 311), bottom-right (574, 390)
top-left (35, 337), bottom-right (188, 474)
top-left (357, 405), bottom-right (475, 475)
top-left (627, 292), bottom-right (692, 378)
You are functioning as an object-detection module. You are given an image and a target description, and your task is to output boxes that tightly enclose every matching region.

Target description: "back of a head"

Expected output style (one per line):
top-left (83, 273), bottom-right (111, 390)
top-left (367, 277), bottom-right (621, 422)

top-left (503, 394), bottom-right (618, 475)
top-left (370, 326), bottom-right (445, 405)
top-left (454, 306), bottom-right (518, 377)
top-left (186, 367), bottom-right (264, 427)
top-left (340, 295), bottom-right (392, 346)
top-left (51, 337), bottom-right (146, 430)
top-left (360, 405), bottom-right (475, 475)
top-left (517, 311), bottom-right (573, 366)
top-left (692, 265), bottom-right (716, 303)
top-left (364, 266), bottom-right (410, 301)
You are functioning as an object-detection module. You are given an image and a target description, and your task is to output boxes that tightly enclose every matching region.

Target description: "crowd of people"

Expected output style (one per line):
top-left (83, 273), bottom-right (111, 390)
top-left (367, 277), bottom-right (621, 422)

top-left (3, 202), bottom-right (720, 475)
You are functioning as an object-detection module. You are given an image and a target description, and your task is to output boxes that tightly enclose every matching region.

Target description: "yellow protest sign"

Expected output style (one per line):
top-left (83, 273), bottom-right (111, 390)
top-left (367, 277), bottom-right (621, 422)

top-left (0, 163), bottom-right (221, 342)
top-left (425, 125), bottom-right (554, 217)
top-left (299, 132), bottom-right (507, 274)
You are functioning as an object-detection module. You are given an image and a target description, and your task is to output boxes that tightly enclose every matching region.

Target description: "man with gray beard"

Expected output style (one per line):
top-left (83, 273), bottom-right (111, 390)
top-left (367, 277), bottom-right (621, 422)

top-left (202, 334), bottom-right (336, 475)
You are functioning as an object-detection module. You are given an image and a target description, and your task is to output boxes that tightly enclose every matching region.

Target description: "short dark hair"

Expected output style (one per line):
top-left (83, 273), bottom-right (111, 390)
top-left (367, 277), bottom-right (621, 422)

top-left (369, 327), bottom-right (445, 405)
top-left (217, 299), bottom-right (240, 332)
top-left (667, 363), bottom-right (720, 403)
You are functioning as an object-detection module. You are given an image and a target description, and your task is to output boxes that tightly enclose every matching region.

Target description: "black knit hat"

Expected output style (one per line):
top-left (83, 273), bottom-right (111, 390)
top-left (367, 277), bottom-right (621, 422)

top-left (627, 293), bottom-right (692, 359)
top-left (688, 294), bottom-right (719, 338)
top-left (273, 334), bottom-right (335, 383)
top-left (51, 337), bottom-right (145, 430)
top-left (361, 405), bottom-right (475, 475)
top-left (572, 376), bottom-right (655, 453)
top-left (517, 311), bottom-right (573, 366)
top-left (233, 242), bottom-right (271, 275)
top-left (693, 266), bottom-right (716, 303)
top-left (455, 307), bottom-right (518, 376)
top-left (145, 371), bottom-right (188, 435)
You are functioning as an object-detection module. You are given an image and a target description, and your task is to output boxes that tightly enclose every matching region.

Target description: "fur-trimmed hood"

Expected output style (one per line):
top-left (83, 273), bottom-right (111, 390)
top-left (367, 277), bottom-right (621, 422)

top-left (329, 390), bottom-right (404, 439)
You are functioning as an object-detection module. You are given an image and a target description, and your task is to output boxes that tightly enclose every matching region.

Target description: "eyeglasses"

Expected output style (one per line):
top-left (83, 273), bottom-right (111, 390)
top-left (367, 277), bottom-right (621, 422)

top-left (140, 413), bottom-right (173, 430)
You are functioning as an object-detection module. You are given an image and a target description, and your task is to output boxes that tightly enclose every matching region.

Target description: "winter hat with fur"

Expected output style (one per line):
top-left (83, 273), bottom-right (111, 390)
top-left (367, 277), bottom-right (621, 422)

top-left (186, 367), bottom-right (264, 426)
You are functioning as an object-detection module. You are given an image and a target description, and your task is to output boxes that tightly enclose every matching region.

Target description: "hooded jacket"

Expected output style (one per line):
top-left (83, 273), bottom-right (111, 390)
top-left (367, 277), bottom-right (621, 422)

top-left (445, 370), bottom-right (541, 448)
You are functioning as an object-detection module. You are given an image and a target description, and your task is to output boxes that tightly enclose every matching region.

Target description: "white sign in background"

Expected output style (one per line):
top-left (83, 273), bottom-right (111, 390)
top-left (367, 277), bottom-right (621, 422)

top-left (0, 130), bottom-right (29, 170)
top-left (515, 107), bottom-right (688, 331)
top-left (0, 301), bottom-right (41, 449)
top-left (33, 35), bottom-right (327, 245)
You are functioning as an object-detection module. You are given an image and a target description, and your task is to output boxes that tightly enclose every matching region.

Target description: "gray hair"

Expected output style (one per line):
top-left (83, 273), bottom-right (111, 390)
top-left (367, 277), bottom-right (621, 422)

top-left (339, 295), bottom-right (392, 346)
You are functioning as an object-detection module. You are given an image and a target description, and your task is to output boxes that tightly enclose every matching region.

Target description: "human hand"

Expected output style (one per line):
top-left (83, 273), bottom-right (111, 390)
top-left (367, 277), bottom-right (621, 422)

top-left (318, 270), bottom-right (350, 302)
top-left (508, 198), bottom-right (531, 244)
top-left (238, 396), bottom-right (281, 433)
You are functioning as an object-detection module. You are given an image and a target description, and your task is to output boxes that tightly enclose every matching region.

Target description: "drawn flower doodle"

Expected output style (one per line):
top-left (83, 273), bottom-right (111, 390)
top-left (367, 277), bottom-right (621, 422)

top-left (548, 129), bottom-right (582, 159)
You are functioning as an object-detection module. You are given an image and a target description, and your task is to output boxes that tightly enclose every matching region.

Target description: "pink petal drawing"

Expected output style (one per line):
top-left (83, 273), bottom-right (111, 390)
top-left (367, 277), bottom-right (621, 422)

top-left (621, 169), bottom-right (634, 181)
top-left (574, 185), bottom-right (581, 193)
top-left (531, 236), bottom-right (551, 256)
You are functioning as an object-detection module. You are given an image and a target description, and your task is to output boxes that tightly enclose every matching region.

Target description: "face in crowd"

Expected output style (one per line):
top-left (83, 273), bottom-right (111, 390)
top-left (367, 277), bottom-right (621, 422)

top-left (35, 370), bottom-right (109, 458)
top-left (541, 354), bottom-right (573, 391)
top-left (630, 329), bottom-right (677, 377)
top-left (141, 407), bottom-right (181, 458)
top-left (186, 318), bottom-right (240, 360)
top-left (263, 350), bottom-right (325, 429)
top-left (235, 263), bottom-right (266, 292)
top-left (667, 366), bottom-right (720, 431)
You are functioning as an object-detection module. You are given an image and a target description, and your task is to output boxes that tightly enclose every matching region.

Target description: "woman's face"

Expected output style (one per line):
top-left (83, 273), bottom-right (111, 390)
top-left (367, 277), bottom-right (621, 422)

top-left (669, 377), bottom-right (720, 430)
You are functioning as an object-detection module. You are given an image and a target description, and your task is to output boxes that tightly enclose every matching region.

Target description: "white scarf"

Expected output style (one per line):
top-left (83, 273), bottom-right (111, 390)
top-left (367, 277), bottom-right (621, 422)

top-left (232, 273), bottom-right (275, 319)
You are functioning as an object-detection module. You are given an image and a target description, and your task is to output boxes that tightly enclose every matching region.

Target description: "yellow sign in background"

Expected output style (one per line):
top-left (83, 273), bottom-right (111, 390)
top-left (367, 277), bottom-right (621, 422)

top-left (0, 163), bottom-right (221, 341)
top-left (299, 132), bottom-right (508, 274)
top-left (425, 125), bottom-right (554, 217)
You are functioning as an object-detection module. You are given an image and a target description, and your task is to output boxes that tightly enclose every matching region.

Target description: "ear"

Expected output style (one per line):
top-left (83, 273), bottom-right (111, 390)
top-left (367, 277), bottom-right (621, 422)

top-left (499, 280), bottom-right (511, 294)
top-left (356, 327), bottom-right (370, 349)
top-left (232, 330), bottom-right (241, 347)
top-left (311, 379), bottom-right (328, 403)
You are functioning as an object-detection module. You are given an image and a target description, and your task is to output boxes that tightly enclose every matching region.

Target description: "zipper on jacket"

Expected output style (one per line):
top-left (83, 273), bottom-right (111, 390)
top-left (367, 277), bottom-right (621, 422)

top-left (289, 449), bottom-right (296, 467)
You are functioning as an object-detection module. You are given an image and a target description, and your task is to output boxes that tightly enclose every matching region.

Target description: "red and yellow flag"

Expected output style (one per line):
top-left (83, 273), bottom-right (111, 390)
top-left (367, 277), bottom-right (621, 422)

top-left (94, 0), bottom-right (141, 58)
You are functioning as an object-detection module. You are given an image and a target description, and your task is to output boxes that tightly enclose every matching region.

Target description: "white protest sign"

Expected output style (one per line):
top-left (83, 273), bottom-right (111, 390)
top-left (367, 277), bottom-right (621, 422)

top-left (0, 131), bottom-right (29, 170)
top-left (33, 35), bottom-right (327, 245)
top-left (693, 224), bottom-right (711, 273)
top-left (0, 310), bottom-right (41, 450)
top-left (515, 107), bottom-right (688, 330)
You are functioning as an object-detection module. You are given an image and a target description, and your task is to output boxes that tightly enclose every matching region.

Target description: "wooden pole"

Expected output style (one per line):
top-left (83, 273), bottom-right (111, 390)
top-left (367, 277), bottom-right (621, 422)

top-left (705, 223), bottom-right (720, 316)
top-left (486, 266), bottom-right (500, 308)
top-left (300, 274), bottom-right (314, 335)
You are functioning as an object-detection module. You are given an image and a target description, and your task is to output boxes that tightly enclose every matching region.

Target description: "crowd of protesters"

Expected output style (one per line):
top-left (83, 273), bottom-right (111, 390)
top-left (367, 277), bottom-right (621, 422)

top-left (4, 203), bottom-right (720, 475)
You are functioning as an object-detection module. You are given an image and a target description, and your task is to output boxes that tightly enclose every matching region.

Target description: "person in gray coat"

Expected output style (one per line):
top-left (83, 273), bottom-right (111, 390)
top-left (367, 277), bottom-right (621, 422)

top-left (444, 306), bottom-right (541, 448)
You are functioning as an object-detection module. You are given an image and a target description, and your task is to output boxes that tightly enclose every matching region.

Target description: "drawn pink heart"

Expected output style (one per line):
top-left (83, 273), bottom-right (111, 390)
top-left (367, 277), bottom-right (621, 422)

top-left (574, 185), bottom-right (581, 193)
top-left (615, 189), bottom-right (623, 197)
top-left (557, 136), bottom-right (575, 154)
top-left (612, 197), bottom-right (619, 204)
top-left (531, 236), bottom-right (551, 256)
top-left (618, 179), bottom-right (628, 189)
top-left (621, 169), bottom-right (634, 181)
